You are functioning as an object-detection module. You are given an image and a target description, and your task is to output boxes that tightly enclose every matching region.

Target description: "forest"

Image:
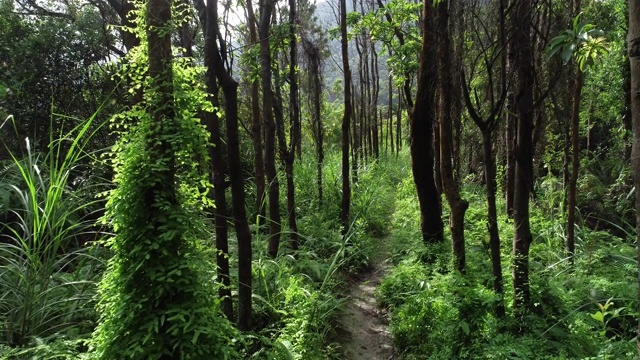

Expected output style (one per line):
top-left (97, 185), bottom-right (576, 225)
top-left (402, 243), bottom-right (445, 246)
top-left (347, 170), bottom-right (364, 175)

top-left (1, 0), bottom-right (640, 358)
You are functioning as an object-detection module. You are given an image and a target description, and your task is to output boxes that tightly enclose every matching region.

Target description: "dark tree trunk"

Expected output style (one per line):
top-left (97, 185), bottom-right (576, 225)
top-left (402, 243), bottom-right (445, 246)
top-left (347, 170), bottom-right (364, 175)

top-left (203, 3), bottom-right (232, 321)
top-left (372, 43), bottom-right (380, 159)
top-left (483, 130), bottom-right (505, 318)
top-left (434, 114), bottom-right (443, 195)
top-left (246, 0), bottom-right (266, 229)
top-left (626, 0), bottom-right (640, 354)
top-left (273, 62), bottom-right (299, 251)
top-left (340, 0), bottom-right (352, 235)
top-left (512, 0), bottom-right (535, 315)
top-left (388, 65), bottom-right (394, 154)
top-left (290, 0), bottom-right (302, 160)
top-left (411, 0), bottom-right (444, 245)
top-left (208, 0), bottom-right (253, 331)
top-left (179, 0), bottom-right (193, 58)
top-left (567, 71), bottom-right (583, 261)
top-left (436, 0), bottom-right (467, 272)
top-left (505, 93), bottom-right (516, 218)
top-left (259, 0), bottom-right (281, 258)
top-left (397, 87), bottom-right (402, 153)
top-left (303, 40), bottom-right (324, 205)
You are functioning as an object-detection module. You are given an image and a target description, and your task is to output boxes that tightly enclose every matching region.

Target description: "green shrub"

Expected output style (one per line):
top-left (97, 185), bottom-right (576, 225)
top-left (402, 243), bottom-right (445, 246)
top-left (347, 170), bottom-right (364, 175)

top-left (0, 115), bottom-right (105, 348)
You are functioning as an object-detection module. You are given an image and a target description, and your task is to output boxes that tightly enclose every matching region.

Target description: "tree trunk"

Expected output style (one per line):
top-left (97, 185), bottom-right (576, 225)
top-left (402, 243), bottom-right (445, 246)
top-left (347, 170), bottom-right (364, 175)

top-left (246, 0), bottom-right (266, 229)
top-left (340, 0), bottom-right (352, 235)
top-left (203, 4), bottom-right (232, 321)
top-left (567, 71), bottom-right (583, 261)
top-left (304, 40), bottom-right (324, 205)
top-left (436, 0), bottom-right (467, 271)
top-left (388, 68), bottom-right (394, 154)
top-left (273, 61), bottom-right (299, 251)
top-left (626, 0), bottom-right (640, 355)
top-left (397, 87), bottom-right (402, 153)
top-left (372, 43), bottom-right (380, 159)
top-left (259, 0), bottom-right (281, 258)
top-left (411, 0), bottom-right (444, 245)
top-left (483, 129), bottom-right (505, 318)
top-left (512, 0), bottom-right (535, 315)
top-left (208, 0), bottom-right (253, 331)
top-left (505, 94), bottom-right (516, 218)
top-left (290, 0), bottom-right (301, 160)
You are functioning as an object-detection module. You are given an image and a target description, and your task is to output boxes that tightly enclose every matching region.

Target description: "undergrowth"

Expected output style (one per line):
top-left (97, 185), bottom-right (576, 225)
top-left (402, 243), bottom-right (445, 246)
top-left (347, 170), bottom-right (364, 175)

top-left (246, 151), bottom-right (406, 359)
top-left (378, 151), bottom-right (638, 360)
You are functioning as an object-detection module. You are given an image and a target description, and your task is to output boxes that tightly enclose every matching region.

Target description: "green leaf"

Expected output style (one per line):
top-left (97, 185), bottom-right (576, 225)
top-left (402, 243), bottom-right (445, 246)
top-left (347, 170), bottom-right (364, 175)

top-left (591, 311), bottom-right (605, 323)
top-left (460, 321), bottom-right (470, 335)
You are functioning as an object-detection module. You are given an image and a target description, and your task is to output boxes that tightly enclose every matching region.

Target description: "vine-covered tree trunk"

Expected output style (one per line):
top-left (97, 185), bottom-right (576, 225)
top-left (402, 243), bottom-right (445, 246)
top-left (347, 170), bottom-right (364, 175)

top-left (411, 0), bottom-right (443, 245)
top-left (627, 0), bottom-right (639, 354)
top-left (340, 0), bottom-right (352, 234)
top-left (246, 0), bottom-right (266, 229)
top-left (203, 5), bottom-right (232, 321)
top-left (208, 0), bottom-right (253, 331)
top-left (259, 0), bottom-right (281, 257)
top-left (512, 0), bottom-right (535, 315)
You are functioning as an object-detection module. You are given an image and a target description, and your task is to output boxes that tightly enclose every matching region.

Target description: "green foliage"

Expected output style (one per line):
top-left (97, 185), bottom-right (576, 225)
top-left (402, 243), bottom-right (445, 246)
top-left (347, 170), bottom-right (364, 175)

top-left (347, 0), bottom-right (422, 86)
top-left (547, 13), bottom-right (609, 71)
top-left (91, 4), bottom-right (238, 359)
top-left (0, 0), bottom-right (116, 155)
top-left (0, 114), bottom-right (106, 349)
top-left (379, 148), bottom-right (638, 359)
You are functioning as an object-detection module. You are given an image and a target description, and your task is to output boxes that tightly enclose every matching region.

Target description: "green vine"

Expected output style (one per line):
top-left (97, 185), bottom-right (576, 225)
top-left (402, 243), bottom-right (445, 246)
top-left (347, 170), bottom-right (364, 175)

top-left (91, 2), bottom-right (238, 358)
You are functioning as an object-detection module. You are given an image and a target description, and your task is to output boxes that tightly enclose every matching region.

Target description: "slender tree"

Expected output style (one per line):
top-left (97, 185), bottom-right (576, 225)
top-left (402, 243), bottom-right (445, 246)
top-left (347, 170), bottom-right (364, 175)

top-left (435, 0), bottom-right (467, 271)
top-left (246, 0), bottom-right (267, 229)
top-left (547, 11), bottom-right (608, 261)
top-left (627, 0), bottom-right (640, 355)
top-left (340, 0), bottom-right (352, 234)
top-left (207, 0), bottom-right (254, 330)
top-left (512, 0), bottom-right (535, 314)
top-left (259, 0), bottom-right (282, 257)
top-left (410, 0), bottom-right (443, 245)
top-left (203, 5), bottom-right (233, 320)
top-left (461, 0), bottom-right (509, 318)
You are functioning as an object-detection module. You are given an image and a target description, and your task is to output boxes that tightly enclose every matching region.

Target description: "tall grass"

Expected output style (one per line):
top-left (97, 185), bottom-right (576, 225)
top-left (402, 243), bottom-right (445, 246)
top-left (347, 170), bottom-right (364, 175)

top-left (0, 114), bottom-right (107, 349)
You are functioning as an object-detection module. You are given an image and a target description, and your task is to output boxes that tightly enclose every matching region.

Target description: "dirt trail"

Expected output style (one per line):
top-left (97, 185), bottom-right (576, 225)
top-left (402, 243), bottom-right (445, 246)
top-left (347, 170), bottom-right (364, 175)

top-left (340, 257), bottom-right (395, 360)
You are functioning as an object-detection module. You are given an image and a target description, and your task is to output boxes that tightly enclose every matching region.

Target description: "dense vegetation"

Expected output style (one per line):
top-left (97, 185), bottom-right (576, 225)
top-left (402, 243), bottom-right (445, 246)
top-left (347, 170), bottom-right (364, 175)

top-left (1, 0), bottom-right (640, 358)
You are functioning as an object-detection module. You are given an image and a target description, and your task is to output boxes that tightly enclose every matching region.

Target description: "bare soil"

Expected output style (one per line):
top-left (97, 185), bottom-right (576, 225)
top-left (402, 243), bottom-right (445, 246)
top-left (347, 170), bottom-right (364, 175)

top-left (340, 258), bottom-right (395, 360)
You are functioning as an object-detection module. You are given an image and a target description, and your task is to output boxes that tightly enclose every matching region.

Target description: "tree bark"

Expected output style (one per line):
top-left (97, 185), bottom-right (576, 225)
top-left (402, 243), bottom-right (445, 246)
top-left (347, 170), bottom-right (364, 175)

top-left (302, 39), bottom-right (324, 205)
top-left (626, 0), bottom-right (640, 355)
top-left (259, 0), bottom-right (281, 257)
top-left (273, 61), bottom-right (299, 251)
top-left (290, 0), bottom-right (302, 160)
top-left (436, 0), bottom-right (467, 272)
top-left (397, 87), bottom-right (402, 153)
top-left (340, 0), bottom-right (352, 235)
top-left (483, 130), bottom-right (505, 318)
top-left (246, 0), bottom-right (266, 229)
top-left (208, 0), bottom-right (253, 331)
top-left (411, 0), bottom-right (444, 245)
top-left (512, 0), bottom-right (535, 315)
top-left (203, 3), bottom-right (232, 321)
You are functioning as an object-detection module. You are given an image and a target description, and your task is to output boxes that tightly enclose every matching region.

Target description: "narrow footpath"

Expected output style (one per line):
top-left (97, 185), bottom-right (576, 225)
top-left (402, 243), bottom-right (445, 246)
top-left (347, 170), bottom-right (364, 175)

top-left (340, 254), bottom-right (395, 360)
